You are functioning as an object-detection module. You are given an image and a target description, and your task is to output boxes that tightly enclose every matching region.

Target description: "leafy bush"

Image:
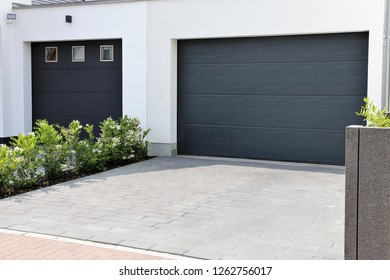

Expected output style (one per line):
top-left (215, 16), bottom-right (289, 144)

top-left (98, 117), bottom-right (120, 163)
top-left (0, 144), bottom-right (17, 195)
top-left (60, 116), bottom-right (149, 174)
top-left (10, 132), bottom-right (43, 187)
top-left (1, 115), bottom-right (150, 196)
top-left (356, 97), bottom-right (390, 127)
top-left (75, 125), bottom-right (102, 173)
top-left (120, 116), bottom-right (150, 160)
top-left (35, 120), bottom-right (67, 180)
top-left (98, 116), bottom-right (150, 163)
top-left (60, 120), bottom-right (82, 170)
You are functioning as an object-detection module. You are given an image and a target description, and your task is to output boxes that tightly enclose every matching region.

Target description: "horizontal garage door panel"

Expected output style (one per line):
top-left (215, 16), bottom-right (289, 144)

top-left (179, 95), bottom-right (364, 130)
top-left (33, 68), bottom-right (122, 93)
top-left (178, 62), bottom-right (367, 96)
top-left (178, 33), bottom-right (368, 165)
top-left (178, 125), bottom-right (345, 164)
top-left (179, 33), bottom-right (368, 64)
top-left (33, 92), bottom-right (121, 117)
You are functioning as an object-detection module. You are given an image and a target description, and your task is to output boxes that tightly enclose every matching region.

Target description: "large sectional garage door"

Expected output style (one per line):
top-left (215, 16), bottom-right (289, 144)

top-left (177, 33), bottom-right (368, 165)
top-left (32, 39), bottom-right (122, 131)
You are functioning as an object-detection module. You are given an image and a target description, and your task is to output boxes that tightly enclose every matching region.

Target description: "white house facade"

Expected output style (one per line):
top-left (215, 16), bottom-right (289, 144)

top-left (0, 0), bottom-right (388, 165)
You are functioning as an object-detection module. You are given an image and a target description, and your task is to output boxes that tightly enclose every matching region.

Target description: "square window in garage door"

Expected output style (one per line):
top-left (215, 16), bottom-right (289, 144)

top-left (100, 45), bottom-right (114, 62)
top-left (72, 46), bottom-right (85, 62)
top-left (45, 47), bottom-right (57, 62)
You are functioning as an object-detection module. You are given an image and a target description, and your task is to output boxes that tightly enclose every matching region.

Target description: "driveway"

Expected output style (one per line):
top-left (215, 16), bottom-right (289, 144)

top-left (0, 156), bottom-right (345, 260)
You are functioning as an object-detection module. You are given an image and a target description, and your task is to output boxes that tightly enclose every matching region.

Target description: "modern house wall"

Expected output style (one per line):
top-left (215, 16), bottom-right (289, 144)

top-left (146, 0), bottom-right (384, 156)
top-left (1, 0), bottom-right (147, 139)
top-left (0, 0), bottom-right (31, 142)
top-left (0, 0), bottom-right (387, 159)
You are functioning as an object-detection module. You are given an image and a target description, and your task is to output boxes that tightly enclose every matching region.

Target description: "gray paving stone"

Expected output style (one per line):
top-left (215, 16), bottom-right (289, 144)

top-left (34, 226), bottom-right (68, 236)
top-left (185, 249), bottom-right (225, 260)
top-left (251, 236), bottom-right (287, 246)
top-left (119, 239), bottom-right (156, 250)
top-left (332, 242), bottom-right (344, 249)
top-left (281, 247), bottom-right (326, 259)
top-left (295, 233), bottom-right (331, 245)
top-left (62, 228), bottom-right (104, 240)
top-left (281, 240), bottom-right (322, 251)
top-left (317, 246), bottom-right (345, 258)
top-left (0, 221), bottom-right (15, 228)
top-left (272, 252), bottom-right (316, 260)
top-left (88, 233), bottom-right (126, 245)
top-left (325, 250), bottom-right (344, 260)
top-left (228, 253), bottom-right (278, 260)
top-left (30, 217), bottom-right (61, 224)
top-left (1, 217), bottom-right (33, 225)
top-left (250, 241), bottom-right (289, 253)
top-left (233, 244), bottom-right (275, 257)
top-left (0, 209), bottom-right (29, 215)
top-left (151, 244), bottom-right (189, 255)
top-left (8, 224), bottom-right (40, 232)
top-left (0, 156), bottom-right (344, 260)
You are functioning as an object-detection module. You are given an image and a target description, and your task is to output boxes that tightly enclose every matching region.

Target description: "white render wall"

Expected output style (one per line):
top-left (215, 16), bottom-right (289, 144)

top-left (0, 0), bottom-right (31, 138)
top-left (0, 0), bottom-right (387, 157)
top-left (2, 0), bottom-right (147, 137)
top-left (147, 0), bottom-right (385, 154)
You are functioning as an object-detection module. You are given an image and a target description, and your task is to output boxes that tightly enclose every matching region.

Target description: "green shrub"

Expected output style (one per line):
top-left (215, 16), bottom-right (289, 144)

top-left (10, 132), bottom-right (43, 187)
top-left (98, 117), bottom-right (120, 163)
top-left (59, 116), bottom-right (150, 175)
top-left (0, 144), bottom-right (17, 195)
top-left (356, 97), bottom-right (390, 127)
top-left (120, 116), bottom-right (150, 160)
top-left (73, 123), bottom-right (106, 173)
top-left (35, 120), bottom-right (67, 180)
top-left (1, 116), bottom-right (150, 196)
top-left (98, 116), bottom-right (150, 163)
top-left (60, 120), bottom-right (83, 170)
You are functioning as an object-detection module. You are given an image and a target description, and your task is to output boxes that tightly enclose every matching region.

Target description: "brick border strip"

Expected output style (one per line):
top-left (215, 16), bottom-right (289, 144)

top-left (0, 229), bottom-right (194, 260)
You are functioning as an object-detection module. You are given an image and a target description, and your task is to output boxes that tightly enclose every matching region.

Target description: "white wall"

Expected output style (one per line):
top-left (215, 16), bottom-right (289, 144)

top-left (146, 0), bottom-right (385, 154)
top-left (0, 0), bottom-right (31, 138)
top-left (0, 0), bottom-right (387, 157)
top-left (3, 0), bottom-right (147, 137)
top-left (0, 26), bottom-right (3, 138)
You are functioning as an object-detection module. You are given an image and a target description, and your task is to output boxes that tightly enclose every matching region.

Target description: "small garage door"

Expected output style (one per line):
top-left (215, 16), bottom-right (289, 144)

top-left (32, 39), bottom-right (122, 131)
top-left (177, 33), bottom-right (368, 165)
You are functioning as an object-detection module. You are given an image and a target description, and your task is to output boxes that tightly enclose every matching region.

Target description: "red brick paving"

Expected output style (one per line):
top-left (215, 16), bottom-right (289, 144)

top-left (0, 232), bottom-right (171, 260)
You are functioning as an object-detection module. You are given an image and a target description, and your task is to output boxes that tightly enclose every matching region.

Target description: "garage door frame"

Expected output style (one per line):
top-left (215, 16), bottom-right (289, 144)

top-left (176, 32), bottom-right (368, 165)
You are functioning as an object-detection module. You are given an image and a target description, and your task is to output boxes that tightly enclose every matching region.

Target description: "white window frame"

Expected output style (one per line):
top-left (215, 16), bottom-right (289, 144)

top-left (45, 47), bottom-right (58, 63)
top-left (100, 45), bottom-right (114, 62)
top-left (72, 46), bottom-right (85, 62)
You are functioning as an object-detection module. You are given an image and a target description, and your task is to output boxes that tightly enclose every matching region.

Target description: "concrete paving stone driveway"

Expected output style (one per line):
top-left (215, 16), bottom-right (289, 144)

top-left (0, 156), bottom-right (345, 260)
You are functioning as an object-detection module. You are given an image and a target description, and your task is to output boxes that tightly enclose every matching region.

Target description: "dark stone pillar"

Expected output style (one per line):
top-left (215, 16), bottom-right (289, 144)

top-left (345, 126), bottom-right (390, 259)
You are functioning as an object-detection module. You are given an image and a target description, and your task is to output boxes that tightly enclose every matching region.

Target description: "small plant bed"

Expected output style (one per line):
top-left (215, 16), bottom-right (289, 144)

top-left (356, 97), bottom-right (390, 127)
top-left (0, 116), bottom-right (150, 199)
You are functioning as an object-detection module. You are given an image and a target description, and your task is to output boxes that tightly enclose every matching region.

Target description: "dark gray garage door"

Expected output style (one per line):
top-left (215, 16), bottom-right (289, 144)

top-left (32, 39), bottom-right (122, 131)
top-left (177, 33), bottom-right (368, 165)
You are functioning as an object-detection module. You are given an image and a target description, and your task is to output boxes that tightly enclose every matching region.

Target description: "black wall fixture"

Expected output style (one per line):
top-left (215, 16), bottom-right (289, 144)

top-left (65, 15), bottom-right (72, 23)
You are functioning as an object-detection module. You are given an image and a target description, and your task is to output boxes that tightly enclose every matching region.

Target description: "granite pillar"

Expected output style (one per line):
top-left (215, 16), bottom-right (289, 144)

top-left (345, 126), bottom-right (390, 259)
